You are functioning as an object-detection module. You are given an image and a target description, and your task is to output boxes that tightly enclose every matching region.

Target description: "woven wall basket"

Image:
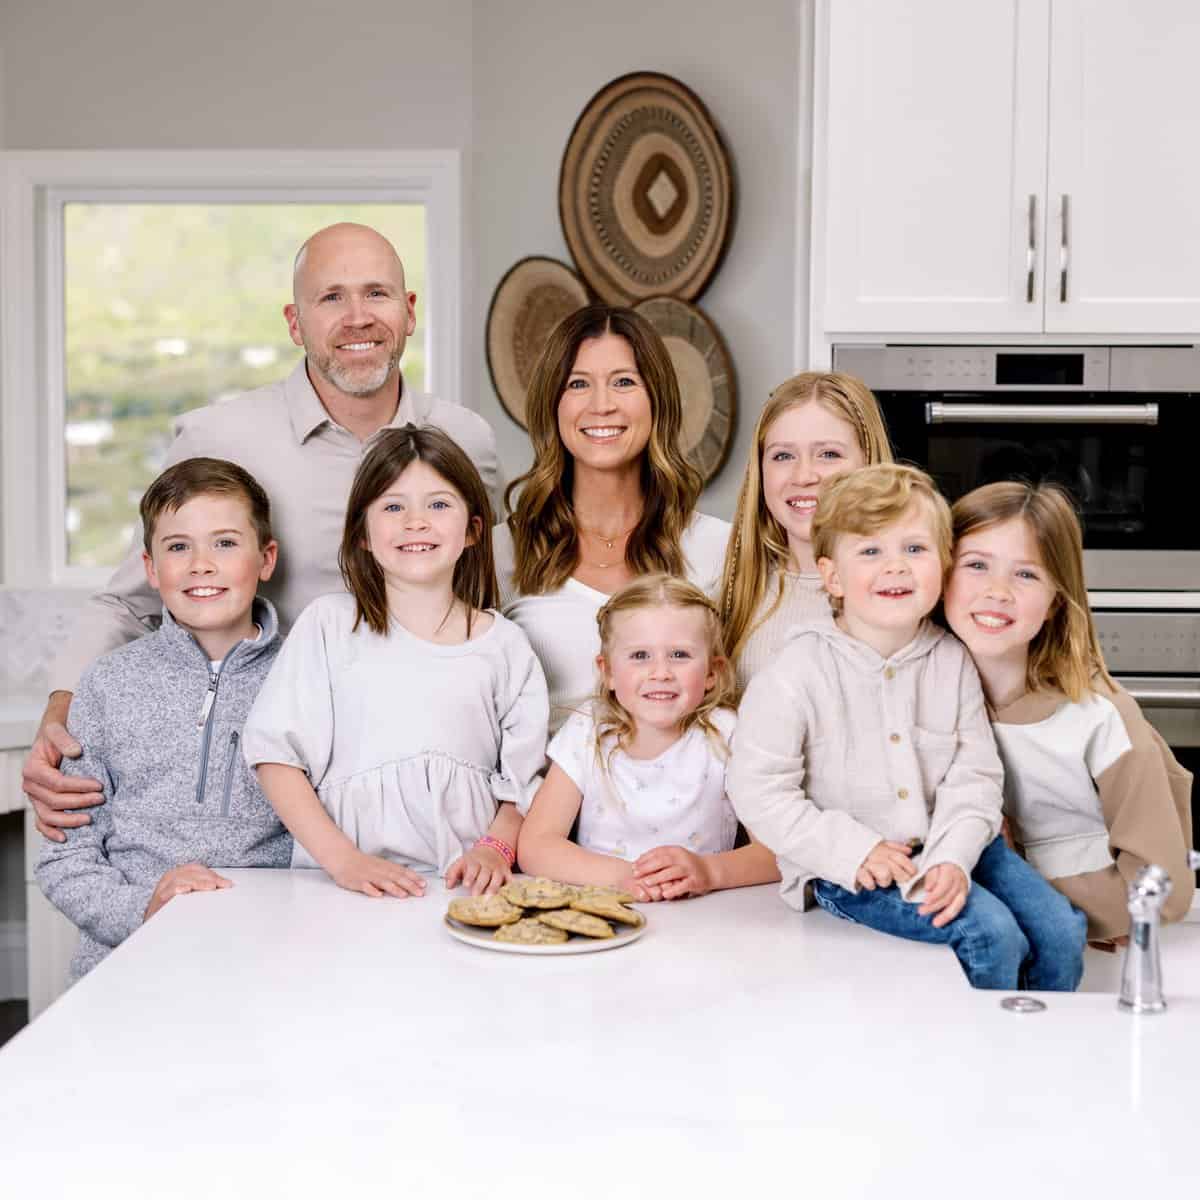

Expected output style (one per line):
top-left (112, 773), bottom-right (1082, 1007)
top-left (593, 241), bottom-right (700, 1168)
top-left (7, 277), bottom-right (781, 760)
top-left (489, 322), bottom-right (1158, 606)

top-left (486, 256), bottom-right (590, 429)
top-left (634, 295), bottom-right (737, 484)
top-left (559, 72), bottom-right (734, 306)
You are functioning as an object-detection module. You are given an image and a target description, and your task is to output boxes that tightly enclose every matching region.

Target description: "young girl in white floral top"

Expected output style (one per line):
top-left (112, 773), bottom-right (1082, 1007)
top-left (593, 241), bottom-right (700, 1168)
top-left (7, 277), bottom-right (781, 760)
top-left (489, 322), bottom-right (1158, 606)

top-left (518, 574), bottom-right (778, 901)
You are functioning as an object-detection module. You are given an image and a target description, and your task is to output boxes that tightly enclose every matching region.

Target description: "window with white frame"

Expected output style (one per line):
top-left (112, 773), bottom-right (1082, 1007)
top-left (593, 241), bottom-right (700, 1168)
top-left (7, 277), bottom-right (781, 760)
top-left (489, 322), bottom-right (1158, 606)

top-left (1, 152), bottom-right (461, 588)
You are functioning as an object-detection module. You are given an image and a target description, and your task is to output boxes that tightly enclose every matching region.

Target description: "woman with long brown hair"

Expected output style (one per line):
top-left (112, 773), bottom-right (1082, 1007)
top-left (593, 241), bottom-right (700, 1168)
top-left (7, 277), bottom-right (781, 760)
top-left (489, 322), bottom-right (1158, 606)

top-left (496, 305), bottom-right (729, 732)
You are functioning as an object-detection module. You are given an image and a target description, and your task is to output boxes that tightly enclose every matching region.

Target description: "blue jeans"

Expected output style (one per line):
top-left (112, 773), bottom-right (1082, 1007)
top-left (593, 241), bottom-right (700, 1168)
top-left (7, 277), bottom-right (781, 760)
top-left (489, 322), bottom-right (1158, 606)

top-left (812, 837), bottom-right (1087, 991)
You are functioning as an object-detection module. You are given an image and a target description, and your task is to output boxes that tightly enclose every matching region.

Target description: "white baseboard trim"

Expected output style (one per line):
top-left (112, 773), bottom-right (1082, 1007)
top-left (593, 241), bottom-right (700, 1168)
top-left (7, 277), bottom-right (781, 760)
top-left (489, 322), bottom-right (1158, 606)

top-left (0, 918), bottom-right (28, 1000)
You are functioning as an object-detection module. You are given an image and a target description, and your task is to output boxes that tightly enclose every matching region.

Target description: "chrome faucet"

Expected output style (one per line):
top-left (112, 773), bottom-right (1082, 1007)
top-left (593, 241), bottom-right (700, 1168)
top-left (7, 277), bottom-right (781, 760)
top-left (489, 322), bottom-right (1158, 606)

top-left (1118, 865), bottom-right (1172, 1013)
top-left (1118, 852), bottom-right (1200, 1014)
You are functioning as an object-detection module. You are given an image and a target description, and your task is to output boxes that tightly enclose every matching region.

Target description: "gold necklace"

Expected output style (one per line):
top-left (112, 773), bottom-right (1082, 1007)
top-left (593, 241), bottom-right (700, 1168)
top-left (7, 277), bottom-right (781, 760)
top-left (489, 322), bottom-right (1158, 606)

top-left (576, 522), bottom-right (636, 569)
top-left (577, 521), bottom-right (637, 552)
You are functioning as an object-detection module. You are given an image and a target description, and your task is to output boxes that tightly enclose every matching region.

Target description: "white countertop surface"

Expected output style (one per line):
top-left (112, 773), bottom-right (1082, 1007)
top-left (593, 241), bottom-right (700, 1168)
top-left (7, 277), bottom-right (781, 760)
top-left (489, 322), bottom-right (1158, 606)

top-left (1, 870), bottom-right (1198, 1198)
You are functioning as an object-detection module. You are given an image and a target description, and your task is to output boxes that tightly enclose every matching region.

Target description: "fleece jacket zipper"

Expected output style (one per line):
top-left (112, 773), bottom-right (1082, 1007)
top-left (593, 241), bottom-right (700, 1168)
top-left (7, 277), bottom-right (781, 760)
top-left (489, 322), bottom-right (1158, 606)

top-left (220, 732), bottom-right (240, 816)
top-left (195, 668), bottom-right (222, 806)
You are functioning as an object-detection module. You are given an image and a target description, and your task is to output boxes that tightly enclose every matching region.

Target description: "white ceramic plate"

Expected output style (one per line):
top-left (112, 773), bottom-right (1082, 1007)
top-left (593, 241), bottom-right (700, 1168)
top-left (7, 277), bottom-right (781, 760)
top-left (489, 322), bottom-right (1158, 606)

top-left (443, 914), bottom-right (647, 955)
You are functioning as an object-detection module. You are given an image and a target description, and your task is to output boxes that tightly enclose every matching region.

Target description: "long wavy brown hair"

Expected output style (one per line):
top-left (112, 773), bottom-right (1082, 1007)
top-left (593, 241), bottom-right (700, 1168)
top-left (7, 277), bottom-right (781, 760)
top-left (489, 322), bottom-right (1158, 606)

top-left (339, 425), bottom-right (498, 636)
top-left (504, 305), bottom-right (702, 595)
top-left (720, 372), bottom-right (893, 668)
top-left (592, 574), bottom-right (736, 766)
top-left (951, 481), bottom-right (1114, 702)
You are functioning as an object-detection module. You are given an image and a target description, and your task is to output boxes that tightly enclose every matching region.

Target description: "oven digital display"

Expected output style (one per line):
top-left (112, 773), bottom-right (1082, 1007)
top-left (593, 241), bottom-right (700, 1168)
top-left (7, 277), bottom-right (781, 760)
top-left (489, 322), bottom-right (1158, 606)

top-left (995, 353), bottom-right (1085, 386)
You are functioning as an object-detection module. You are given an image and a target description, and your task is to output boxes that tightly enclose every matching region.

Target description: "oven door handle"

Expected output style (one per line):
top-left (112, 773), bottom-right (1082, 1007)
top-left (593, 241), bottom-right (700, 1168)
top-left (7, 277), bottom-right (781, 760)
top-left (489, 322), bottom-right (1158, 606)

top-left (925, 402), bottom-right (1159, 426)
top-left (1122, 687), bottom-right (1200, 710)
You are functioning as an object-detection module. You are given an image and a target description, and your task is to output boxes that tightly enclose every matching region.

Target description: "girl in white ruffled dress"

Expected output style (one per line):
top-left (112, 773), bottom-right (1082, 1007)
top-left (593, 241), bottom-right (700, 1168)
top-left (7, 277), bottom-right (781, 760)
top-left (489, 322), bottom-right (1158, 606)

top-left (518, 574), bottom-right (778, 901)
top-left (244, 426), bottom-right (548, 899)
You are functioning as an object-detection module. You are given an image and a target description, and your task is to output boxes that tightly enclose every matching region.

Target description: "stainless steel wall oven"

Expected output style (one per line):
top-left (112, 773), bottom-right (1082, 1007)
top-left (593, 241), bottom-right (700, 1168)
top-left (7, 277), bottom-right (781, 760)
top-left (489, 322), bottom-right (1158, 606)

top-left (834, 344), bottom-right (1199, 875)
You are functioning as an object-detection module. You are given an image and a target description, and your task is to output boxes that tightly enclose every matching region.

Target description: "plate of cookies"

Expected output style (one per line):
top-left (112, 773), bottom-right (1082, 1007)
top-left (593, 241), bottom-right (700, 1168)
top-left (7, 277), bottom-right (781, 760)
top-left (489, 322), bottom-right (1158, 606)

top-left (445, 877), bottom-right (646, 955)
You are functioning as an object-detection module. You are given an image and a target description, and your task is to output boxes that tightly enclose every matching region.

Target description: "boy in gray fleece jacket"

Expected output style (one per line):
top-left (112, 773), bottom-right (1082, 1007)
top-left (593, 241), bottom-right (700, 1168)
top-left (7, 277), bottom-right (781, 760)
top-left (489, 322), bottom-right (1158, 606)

top-left (37, 458), bottom-right (292, 980)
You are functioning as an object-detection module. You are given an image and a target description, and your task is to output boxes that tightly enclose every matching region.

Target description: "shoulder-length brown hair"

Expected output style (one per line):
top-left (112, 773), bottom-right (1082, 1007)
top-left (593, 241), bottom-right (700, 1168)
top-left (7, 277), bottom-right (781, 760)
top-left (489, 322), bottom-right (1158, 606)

top-left (339, 425), bottom-right (498, 636)
top-left (720, 371), bottom-right (893, 668)
top-left (593, 573), bottom-right (736, 764)
top-left (504, 304), bottom-right (702, 595)
top-left (951, 481), bottom-right (1114, 701)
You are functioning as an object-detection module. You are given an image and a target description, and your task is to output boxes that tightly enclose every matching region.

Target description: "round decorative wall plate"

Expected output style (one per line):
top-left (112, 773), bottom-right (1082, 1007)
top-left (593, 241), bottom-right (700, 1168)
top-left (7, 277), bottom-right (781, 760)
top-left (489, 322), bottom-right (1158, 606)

top-left (633, 295), bottom-right (737, 484)
top-left (486, 256), bottom-right (590, 429)
top-left (559, 72), bottom-right (734, 305)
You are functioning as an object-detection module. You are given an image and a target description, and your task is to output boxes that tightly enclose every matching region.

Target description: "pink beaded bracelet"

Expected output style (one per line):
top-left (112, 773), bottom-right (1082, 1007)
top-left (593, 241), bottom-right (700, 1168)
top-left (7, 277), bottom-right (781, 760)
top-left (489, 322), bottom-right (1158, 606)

top-left (475, 835), bottom-right (516, 867)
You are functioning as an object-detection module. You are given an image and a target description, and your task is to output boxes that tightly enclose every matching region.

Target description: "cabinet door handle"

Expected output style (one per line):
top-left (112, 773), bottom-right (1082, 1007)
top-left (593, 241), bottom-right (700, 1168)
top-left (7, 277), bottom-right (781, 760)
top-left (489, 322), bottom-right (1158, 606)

top-left (1059, 194), bottom-right (1070, 303)
top-left (925, 402), bottom-right (1158, 426)
top-left (1025, 194), bottom-right (1037, 303)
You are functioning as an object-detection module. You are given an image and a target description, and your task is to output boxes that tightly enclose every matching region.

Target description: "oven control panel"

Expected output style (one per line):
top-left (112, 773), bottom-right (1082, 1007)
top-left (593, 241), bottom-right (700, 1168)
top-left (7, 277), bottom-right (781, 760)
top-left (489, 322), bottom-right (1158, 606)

top-left (1093, 612), bottom-right (1200, 674)
top-left (832, 345), bottom-right (1111, 390)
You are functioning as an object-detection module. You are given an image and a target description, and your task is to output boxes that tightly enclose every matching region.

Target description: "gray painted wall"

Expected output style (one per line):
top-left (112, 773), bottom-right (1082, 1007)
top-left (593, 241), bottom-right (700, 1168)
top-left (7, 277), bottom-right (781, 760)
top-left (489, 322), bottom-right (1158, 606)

top-left (1, 0), bottom-right (474, 150)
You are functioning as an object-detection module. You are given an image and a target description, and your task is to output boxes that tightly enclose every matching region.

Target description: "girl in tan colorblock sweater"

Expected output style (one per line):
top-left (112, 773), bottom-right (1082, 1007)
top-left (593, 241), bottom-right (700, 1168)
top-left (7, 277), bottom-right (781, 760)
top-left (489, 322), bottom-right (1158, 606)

top-left (944, 482), bottom-right (1194, 945)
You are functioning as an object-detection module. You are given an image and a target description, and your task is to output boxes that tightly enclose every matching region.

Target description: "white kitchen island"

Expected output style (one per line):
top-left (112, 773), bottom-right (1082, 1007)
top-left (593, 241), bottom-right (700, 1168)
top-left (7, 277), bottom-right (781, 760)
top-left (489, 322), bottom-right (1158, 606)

top-left (1, 869), bottom-right (1197, 1199)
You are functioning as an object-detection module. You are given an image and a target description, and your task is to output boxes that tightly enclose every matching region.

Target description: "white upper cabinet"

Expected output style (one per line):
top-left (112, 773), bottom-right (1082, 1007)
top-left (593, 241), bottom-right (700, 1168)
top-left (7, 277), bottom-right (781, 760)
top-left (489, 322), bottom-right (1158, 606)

top-left (820, 0), bottom-right (1050, 334)
top-left (817, 0), bottom-right (1200, 338)
top-left (1045, 0), bottom-right (1200, 333)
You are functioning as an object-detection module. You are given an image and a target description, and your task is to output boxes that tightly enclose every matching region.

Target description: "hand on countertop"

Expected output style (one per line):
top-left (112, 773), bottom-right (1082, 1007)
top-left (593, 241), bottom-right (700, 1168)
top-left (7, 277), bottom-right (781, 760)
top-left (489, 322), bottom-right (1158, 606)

top-left (614, 872), bottom-right (656, 902)
top-left (632, 845), bottom-right (716, 900)
top-left (144, 863), bottom-right (232, 921)
top-left (329, 849), bottom-right (427, 899)
top-left (445, 845), bottom-right (510, 896)
top-left (1088, 936), bottom-right (1130, 953)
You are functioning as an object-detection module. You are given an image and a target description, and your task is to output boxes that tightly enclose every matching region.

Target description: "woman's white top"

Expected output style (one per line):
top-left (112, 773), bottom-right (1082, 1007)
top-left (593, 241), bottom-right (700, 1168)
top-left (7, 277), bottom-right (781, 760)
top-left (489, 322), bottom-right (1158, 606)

top-left (735, 569), bottom-right (832, 691)
top-left (243, 592), bottom-right (549, 872)
top-left (548, 703), bottom-right (738, 861)
top-left (494, 511), bottom-right (731, 734)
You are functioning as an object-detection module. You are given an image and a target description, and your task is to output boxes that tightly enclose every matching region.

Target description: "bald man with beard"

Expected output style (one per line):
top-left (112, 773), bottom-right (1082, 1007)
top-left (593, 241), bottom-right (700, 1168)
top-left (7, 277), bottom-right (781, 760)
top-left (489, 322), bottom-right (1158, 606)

top-left (25, 223), bottom-right (504, 838)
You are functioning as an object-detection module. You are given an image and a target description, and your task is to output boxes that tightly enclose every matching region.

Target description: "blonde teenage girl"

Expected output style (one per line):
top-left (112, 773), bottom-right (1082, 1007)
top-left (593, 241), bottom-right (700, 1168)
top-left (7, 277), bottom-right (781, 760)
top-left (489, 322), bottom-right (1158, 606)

top-left (518, 574), bottom-right (779, 901)
top-left (244, 426), bottom-right (549, 899)
top-left (720, 372), bottom-right (893, 691)
top-left (944, 481), bottom-right (1194, 944)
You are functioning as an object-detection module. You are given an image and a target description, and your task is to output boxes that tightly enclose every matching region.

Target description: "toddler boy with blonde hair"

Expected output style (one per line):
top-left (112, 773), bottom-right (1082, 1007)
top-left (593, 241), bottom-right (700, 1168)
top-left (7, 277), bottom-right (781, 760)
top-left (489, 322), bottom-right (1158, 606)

top-left (729, 464), bottom-right (1086, 990)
